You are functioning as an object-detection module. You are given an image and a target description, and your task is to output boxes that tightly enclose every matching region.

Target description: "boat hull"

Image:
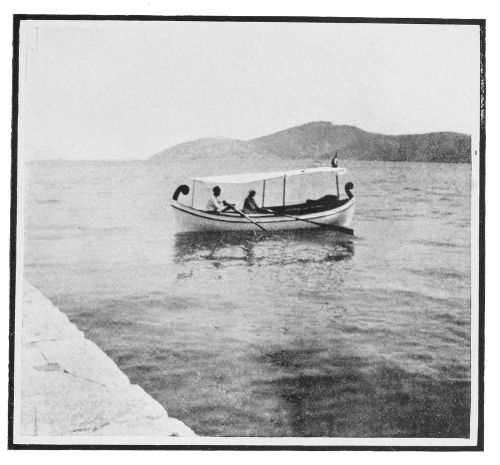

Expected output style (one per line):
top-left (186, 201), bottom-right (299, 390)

top-left (171, 199), bottom-right (355, 232)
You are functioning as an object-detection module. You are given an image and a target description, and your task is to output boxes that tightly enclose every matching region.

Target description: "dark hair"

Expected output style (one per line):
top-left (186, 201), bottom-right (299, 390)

top-left (249, 190), bottom-right (256, 197)
top-left (213, 186), bottom-right (221, 195)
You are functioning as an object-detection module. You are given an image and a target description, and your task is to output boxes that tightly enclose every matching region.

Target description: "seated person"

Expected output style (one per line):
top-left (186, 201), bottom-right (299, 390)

top-left (243, 190), bottom-right (261, 213)
top-left (206, 186), bottom-right (232, 212)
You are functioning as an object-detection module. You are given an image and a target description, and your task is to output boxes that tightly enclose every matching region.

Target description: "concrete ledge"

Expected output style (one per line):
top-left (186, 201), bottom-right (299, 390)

top-left (21, 280), bottom-right (196, 437)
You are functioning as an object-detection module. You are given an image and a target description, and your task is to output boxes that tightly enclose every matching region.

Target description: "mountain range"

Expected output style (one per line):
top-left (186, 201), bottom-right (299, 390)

top-left (150, 121), bottom-right (471, 164)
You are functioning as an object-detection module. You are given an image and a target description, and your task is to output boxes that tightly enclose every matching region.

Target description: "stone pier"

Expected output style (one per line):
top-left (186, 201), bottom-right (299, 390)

top-left (19, 280), bottom-right (195, 438)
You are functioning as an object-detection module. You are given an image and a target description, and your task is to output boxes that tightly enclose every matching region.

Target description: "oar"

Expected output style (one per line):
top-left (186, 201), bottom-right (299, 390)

top-left (225, 203), bottom-right (272, 234)
top-left (263, 208), bottom-right (354, 235)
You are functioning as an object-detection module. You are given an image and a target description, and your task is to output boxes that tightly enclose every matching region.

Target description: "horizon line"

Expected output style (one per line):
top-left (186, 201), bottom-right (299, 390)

top-left (26, 122), bottom-right (472, 162)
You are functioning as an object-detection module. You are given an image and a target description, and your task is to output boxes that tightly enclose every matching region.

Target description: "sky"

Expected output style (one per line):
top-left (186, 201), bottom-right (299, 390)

top-left (19, 20), bottom-right (481, 160)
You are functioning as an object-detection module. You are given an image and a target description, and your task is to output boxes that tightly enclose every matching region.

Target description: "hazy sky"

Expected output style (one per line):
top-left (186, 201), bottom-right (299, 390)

top-left (20, 20), bottom-right (480, 160)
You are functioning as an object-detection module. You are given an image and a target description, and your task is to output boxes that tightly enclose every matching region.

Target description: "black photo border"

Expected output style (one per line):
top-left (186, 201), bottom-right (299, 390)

top-left (8, 14), bottom-right (486, 451)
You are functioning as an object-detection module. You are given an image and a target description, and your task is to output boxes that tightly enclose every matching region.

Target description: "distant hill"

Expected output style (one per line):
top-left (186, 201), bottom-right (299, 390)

top-left (150, 122), bottom-right (471, 164)
top-left (151, 138), bottom-right (258, 162)
top-left (150, 137), bottom-right (276, 176)
top-left (251, 122), bottom-right (471, 163)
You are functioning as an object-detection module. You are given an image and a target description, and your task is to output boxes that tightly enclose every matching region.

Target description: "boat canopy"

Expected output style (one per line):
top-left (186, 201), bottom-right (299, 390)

top-left (191, 167), bottom-right (347, 185)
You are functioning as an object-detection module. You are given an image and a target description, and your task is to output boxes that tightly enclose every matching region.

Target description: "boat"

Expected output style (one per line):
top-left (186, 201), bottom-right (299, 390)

top-left (171, 167), bottom-right (355, 234)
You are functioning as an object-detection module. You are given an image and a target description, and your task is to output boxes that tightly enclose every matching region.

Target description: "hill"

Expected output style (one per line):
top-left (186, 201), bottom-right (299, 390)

top-left (251, 122), bottom-right (471, 163)
top-left (150, 138), bottom-right (256, 162)
top-left (150, 122), bottom-right (471, 164)
top-left (150, 137), bottom-right (278, 176)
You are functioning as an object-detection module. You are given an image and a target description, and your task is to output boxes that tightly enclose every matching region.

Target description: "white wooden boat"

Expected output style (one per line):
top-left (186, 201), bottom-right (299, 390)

top-left (171, 167), bottom-right (355, 234)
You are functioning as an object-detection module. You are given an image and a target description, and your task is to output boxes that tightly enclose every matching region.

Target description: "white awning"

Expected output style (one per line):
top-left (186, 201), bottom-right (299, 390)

top-left (192, 167), bottom-right (347, 184)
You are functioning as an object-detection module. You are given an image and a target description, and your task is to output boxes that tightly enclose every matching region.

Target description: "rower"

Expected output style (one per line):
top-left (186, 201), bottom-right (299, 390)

top-left (206, 186), bottom-right (232, 212)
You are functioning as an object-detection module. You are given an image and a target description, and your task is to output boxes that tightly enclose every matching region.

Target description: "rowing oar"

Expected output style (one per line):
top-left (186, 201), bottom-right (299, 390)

top-left (263, 208), bottom-right (354, 235)
top-left (225, 203), bottom-right (272, 234)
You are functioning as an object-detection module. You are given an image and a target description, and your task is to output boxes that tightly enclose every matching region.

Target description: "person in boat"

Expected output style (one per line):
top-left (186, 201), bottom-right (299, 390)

top-left (243, 190), bottom-right (261, 213)
top-left (331, 152), bottom-right (338, 168)
top-left (206, 186), bottom-right (232, 212)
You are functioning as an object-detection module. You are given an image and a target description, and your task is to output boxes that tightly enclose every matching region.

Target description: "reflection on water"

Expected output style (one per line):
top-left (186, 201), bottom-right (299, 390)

top-left (174, 229), bottom-right (355, 266)
top-left (254, 341), bottom-right (470, 437)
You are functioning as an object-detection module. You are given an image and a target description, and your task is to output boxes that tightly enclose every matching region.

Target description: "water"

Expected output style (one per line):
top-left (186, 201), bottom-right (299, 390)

top-left (24, 159), bottom-right (471, 437)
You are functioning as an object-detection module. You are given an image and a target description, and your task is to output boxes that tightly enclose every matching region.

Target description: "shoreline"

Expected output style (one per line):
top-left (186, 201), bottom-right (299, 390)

top-left (18, 280), bottom-right (195, 439)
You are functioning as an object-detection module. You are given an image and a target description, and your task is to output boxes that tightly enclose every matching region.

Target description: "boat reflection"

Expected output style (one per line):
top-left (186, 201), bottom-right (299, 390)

top-left (173, 229), bottom-right (355, 266)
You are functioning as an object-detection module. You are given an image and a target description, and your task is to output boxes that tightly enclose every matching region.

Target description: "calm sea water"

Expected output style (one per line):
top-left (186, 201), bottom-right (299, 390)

top-left (24, 158), bottom-right (471, 437)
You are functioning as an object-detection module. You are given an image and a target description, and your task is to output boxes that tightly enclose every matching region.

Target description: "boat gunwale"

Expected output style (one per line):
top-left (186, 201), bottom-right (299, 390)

top-left (171, 198), bottom-right (355, 224)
